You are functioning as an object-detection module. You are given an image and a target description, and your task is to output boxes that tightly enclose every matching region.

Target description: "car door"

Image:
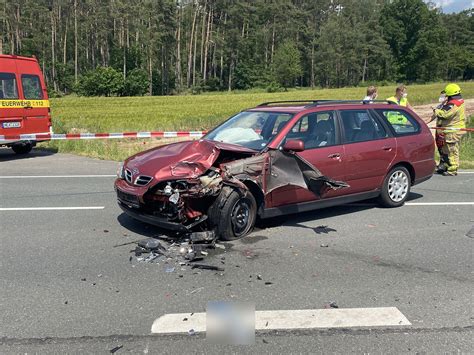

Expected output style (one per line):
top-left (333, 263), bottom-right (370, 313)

top-left (0, 59), bottom-right (22, 139)
top-left (19, 59), bottom-right (51, 135)
top-left (339, 109), bottom-right (397, 194)
top-left (269, 111), bottom-right (347, 207)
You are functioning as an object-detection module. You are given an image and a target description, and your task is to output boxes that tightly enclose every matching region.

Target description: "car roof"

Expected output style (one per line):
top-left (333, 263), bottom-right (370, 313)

top-left (248, 101), bottom-right (407, 114)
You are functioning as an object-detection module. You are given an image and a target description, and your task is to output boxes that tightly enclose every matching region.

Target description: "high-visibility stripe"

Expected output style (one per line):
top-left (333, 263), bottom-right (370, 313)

top-left (0, 131), bottom-right (207, 141)
top-left (431, 127), bottom-right (473, 132)
top-left (0, 99), bottom-right (50, 108)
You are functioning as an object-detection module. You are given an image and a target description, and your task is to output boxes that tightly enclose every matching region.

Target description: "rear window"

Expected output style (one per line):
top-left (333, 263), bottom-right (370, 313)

top-left (376, 109), bottom-right (420, 135)
top-left (0, 73), bottom-right (19, 99)
top-left (21, 74), bottom-right (43, 100)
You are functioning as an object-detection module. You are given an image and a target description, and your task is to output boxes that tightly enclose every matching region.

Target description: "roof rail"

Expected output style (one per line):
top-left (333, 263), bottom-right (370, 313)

top-left (306, 99), bottom-right (397, 107)
top-left (258, 100), bottom-right (320, 106)
top-left (258, 99), bottom-right (397, 107)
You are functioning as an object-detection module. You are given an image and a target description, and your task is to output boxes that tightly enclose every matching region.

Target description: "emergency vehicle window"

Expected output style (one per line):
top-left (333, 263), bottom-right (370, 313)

top-left (340, 110), bottom-right (387, 143)
top-left (0, 73), bottom-right (19, 99)
top-left (376, 109), bottom-right (420, 135)
top-left (21, 75), bottom-right (43, 100)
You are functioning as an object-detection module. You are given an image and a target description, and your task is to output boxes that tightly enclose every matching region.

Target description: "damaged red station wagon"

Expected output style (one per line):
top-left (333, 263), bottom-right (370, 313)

top-left (115, 100), bottom-right (435, 240)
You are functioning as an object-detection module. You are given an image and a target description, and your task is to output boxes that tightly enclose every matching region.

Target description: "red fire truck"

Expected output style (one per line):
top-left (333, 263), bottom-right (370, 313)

top-left (0, 54), bottom-right (52, 154)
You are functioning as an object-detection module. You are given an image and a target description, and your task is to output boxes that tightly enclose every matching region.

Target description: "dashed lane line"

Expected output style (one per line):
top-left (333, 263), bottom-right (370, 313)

top-left (0, 175), bottom-right (116, 178)
top-left (151, 307), bottom-right (411, 334)
top-left (0, 206), bottom-right (105, 211)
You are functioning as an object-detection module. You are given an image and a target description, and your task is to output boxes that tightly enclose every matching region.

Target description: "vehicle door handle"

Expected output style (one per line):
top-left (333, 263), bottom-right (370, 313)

top-left (382, 146), bottom-right (393, 151)
top-left (328, 153), bottom-right (341, 159)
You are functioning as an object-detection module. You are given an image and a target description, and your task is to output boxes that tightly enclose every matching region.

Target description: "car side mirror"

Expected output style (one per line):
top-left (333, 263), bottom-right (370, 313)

top-left (282, 139), bottom-right (305, 152)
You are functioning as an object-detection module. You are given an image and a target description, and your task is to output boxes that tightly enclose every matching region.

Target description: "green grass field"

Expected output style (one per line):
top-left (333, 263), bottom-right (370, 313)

top-left (42, 82), bottom-right (474, 163)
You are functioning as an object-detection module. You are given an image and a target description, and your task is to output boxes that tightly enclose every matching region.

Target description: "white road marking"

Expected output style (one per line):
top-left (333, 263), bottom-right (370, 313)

top-left (405, 202), bottom-right (474, 206)
top-left (0, 206), bottom-right (105, 211)
top-left (457, 171), bottom-right (474, 174)
top-left (0, 175), bottom-right (116, 178)
top-left (151, 307), bottom-right (411, 334)
top-left (347, 202), bottom-right (474, 207)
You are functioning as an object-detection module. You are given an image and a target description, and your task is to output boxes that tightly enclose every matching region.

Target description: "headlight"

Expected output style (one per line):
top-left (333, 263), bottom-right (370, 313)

top-left (117, 162), bottom-right (125, 179)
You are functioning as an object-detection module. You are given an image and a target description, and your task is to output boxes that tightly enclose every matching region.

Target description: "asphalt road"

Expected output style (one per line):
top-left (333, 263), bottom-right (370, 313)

top-left (0, 148), bottom-right (473, 353)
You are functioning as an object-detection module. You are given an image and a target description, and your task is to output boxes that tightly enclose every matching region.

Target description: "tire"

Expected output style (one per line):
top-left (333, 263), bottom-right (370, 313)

top-left (11, 142), bottom-right (33, 154)
top-left (208, 186), bottom-right (257, 241)
top-left (378, 166), bottom-right (411, 208)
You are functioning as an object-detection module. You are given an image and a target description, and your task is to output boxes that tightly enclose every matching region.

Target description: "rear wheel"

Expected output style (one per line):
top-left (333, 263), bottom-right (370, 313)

top-left (11, 142), bottom-right (33, 154)
top-left (209, 187), bottom-right (257, 241)
top-left (378, 166), bottom-right (411, 207)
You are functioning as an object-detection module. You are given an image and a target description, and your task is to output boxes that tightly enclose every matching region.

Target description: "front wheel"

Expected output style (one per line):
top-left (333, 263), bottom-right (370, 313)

top-left (11, 142), bottom-right (33, 154)
top-left (208, 187), bottom-right (257, 241)
top-left (378, 166), bottom-right (411, 208)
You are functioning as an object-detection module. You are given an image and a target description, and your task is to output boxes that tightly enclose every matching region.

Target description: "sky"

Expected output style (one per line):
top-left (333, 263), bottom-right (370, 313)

top-left (427, 0), bottom-right (473, 13)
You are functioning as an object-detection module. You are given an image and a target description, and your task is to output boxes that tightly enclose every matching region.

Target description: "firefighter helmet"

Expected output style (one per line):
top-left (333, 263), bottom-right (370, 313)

top-left (444, 83), bottom-right (461, 97)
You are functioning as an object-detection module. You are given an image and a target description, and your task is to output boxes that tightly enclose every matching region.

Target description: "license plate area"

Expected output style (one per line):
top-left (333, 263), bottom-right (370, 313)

top-left (117, 189), bottom-right (140, 208)
top-left (2, 121), bottom-right (21, 128)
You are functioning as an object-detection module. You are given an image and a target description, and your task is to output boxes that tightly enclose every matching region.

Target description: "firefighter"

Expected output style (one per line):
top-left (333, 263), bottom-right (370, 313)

top-left (431, 83), bottom-right (466, 176)
top-left (431, 90), bottom-right (449, 173)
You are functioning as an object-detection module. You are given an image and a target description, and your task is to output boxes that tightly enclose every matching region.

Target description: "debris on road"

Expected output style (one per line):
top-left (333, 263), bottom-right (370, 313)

top-left (129, 230), bottom-right (225, 274)
top-left (109, 345), bottom-right (123, 353)
top-left (466, 226), bottom-right (474, 238)
top-left (320, 243), bottom-right (329, 248)
top-left (314, 225), bottom-right (337, 234)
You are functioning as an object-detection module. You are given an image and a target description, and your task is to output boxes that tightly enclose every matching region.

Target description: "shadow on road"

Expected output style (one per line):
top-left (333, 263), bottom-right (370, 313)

top-left (117, 193), bottom-right (425, 238)
top-left (0, 147), bottom-right (57, 162)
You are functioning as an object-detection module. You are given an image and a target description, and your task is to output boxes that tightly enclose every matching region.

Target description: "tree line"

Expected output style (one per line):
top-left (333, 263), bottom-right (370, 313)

top-left (0, 0), bottom-right (472, 96)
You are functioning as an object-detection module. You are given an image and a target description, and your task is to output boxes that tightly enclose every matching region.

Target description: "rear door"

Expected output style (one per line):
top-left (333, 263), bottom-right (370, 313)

top-left (269, 110), bottom-right (347, 207)
top-left (339, 109), bottom-right (397, 194)
top-left (0, 58), bottom-right (22, 139)
top-left (18, 58), bottom-right (51, 135)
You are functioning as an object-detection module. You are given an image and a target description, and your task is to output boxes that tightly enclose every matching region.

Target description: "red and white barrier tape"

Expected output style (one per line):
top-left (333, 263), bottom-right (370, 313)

top-left (0, 131), bottom-right (207, 141)
top-left (430, 127), bottom-right (474, 132)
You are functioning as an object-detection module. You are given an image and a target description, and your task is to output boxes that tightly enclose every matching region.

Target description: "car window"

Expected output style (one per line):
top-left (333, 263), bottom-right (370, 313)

top-left (21, 74), bottom-right (43, 100)
top-left (0, 72), bottom-right (19, 99)
top-left (205, 111), bottom-right (293, 150)
top-left (376, 109), bottom-right (420, 135)
top-left (271, 114), bottom-right (292, 135)
top-left (340, 110), bottom-right (387, 143)
top-left (286, 111), bottom-right (336, 149)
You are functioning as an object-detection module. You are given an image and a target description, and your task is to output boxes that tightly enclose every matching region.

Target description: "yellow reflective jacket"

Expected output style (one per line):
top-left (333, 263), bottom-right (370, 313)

top-left (386, 96), bottom-right (409, 125)
top-left (433, 99), bottom-right (466, 133)
top-left (387, 96), bottom-right (409, 107)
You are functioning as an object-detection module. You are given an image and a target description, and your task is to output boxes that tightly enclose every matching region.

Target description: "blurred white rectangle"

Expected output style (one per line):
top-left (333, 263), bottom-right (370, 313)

top-left (206, 301), bottom-right (255, 345)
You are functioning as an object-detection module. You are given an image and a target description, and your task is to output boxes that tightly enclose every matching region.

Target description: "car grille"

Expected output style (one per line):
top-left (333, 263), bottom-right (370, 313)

top-left (116, 189), bottom-right (140, 207)
top-left (124, 168), bottom-right (152, 186)
top-left (134, 175), bottom-right (153, 186)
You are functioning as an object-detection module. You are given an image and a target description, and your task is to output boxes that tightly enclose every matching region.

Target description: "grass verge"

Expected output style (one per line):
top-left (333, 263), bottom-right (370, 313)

top-left (40, 82), bottom-right (474, 164)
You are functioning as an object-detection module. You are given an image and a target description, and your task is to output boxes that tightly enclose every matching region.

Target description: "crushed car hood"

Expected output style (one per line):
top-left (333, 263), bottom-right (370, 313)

top-left (125, 139), bottom-right (256, 182)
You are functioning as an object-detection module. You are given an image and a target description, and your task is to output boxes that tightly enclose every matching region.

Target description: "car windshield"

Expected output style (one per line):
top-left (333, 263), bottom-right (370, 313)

top-left (205, 111), bottom-right (294, 150)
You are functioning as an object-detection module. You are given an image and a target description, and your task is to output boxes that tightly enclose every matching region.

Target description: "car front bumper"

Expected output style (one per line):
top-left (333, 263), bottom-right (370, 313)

top-left (117, 201), bottom-right (190, 232)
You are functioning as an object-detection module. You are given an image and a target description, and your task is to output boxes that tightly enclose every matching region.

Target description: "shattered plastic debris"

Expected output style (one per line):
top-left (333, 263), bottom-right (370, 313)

top-left (191, 264), bottom-right (224, 271)
top-left (190, 230), bottom-right (216, 243)
top-left (130, 232), bottom-right (222, 274)
top-left (138, 238), bottom-right (165, 251)
top-left (109, 345), bottom-right (123, 353)
top-left (328, 301), bottom-right (339, 309)
top-left (165, 265), bottom-right (175, 273)
top-left (466, 226), bottom-right (474, 238)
